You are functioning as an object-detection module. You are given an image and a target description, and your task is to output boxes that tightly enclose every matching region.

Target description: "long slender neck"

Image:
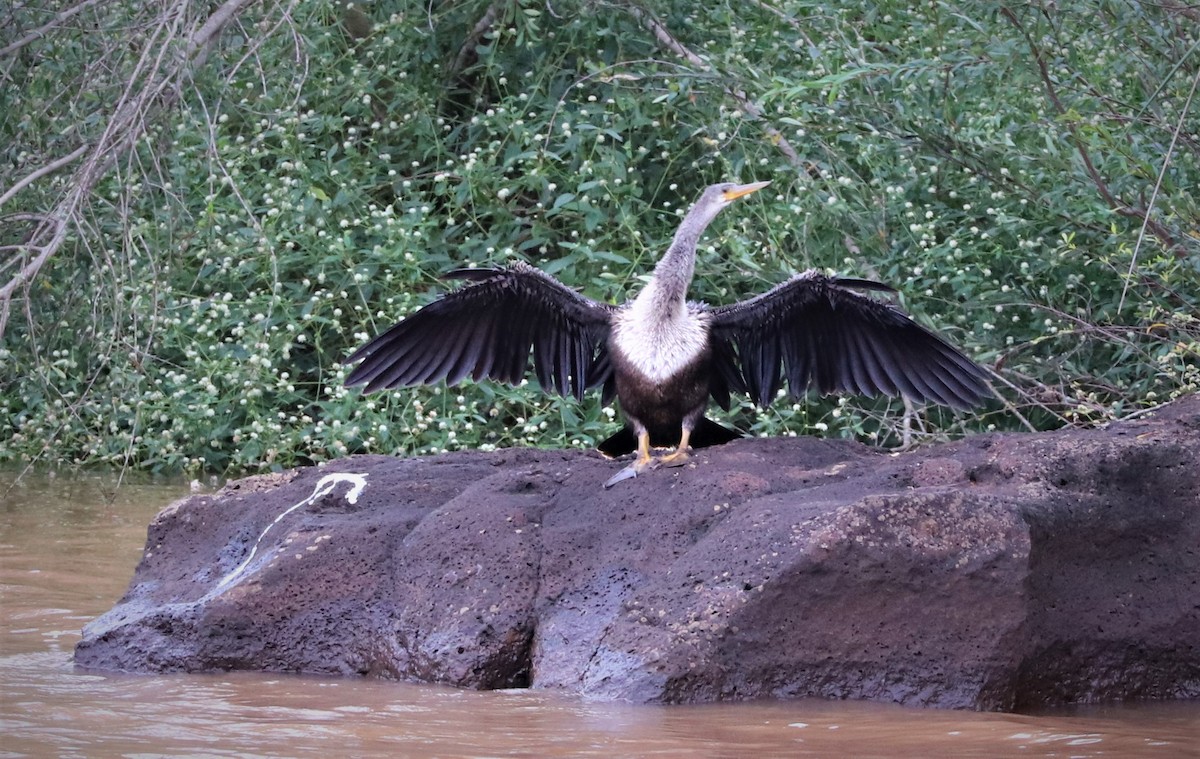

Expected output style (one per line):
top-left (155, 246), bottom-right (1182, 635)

top-left (650, 227), bottom-right (700, 304)
top-left (634, 207), bottom-right (711, 319)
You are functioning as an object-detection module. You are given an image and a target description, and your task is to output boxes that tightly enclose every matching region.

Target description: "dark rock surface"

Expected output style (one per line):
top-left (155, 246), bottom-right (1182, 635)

top-left (75, 396), bottom-right (1200, 710)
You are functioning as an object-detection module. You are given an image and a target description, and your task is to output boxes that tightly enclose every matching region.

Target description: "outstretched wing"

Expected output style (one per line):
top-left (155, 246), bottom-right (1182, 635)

top-left (708, 270), bottom-right (991, 409)
top-left (344, 262), bottom-right (615, 400)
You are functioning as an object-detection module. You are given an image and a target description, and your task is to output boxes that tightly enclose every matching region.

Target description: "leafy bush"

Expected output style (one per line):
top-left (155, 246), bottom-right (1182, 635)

top-left (1, 0), bottom-right (1197, 473)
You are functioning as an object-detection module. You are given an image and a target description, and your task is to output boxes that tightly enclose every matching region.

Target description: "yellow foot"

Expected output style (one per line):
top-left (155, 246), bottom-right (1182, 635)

top-left (656, 448), bottom-right (691, 468)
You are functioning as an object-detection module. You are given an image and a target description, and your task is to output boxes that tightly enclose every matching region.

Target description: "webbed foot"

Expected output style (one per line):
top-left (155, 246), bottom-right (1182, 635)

top-left (657, 448), bottom-right (691, 468)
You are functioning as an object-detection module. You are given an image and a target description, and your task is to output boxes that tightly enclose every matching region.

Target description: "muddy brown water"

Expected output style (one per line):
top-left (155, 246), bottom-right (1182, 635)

top-left (1, 469), bottom-right (1196, 757)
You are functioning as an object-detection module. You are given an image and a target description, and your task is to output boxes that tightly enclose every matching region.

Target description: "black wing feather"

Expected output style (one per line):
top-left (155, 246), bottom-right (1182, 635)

top-left (469, 314), bottom-right (500, 381)
top-left (846, 322), bottom-right (897, 396)
top-left (707, 333), bottom-right (740, 410)
top-left (497, 304), bottom-right (533, 384)
top-left (709, 269), bottom-right (991, 410)
top-left (836, 317), bottom-right (872, 396)
top-left (555, 321), bottom-right (573, 396)
top-left (427, 312), bottom-right (480, 386)
top-left (345, 263), bottom-right (614, 400)
top-left (781, 323), bottom-right (812, 402)
top-left (532, 319), bottom-right (555, 394)
top-left (571, 327), bottom-right (587, 399)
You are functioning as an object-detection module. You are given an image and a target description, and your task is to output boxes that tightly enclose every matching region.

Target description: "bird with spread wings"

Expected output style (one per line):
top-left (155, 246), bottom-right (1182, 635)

top-left (345, 182), bottom-right (991, 487)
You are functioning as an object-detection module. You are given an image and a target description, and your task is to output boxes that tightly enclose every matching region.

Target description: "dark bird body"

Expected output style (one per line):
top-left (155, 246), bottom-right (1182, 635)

top-left (345, 182), bottom-right (992, 486)
top-left (607, 327), bottom-right (732, 451)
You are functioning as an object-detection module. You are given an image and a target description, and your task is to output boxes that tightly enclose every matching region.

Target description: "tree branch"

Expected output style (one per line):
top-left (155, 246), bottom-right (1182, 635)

top-left (1156, 0), bottom-right (1200, 23)
top-left (745, 0), bottom-right (817, 49)
top-left (1000, 7), bottom-right (1179, 253)
top-left (187, 0), bottom-right (260, 69)
top-left (0, 0), bottom-right (112, 59)
top-left (623, 3), bottom-right (818, 178)
top-left (448, 1), bottom-right (508, 81)
top-left (1119, 63), bottom-right (1200, 312)
top-left (0, 0), bottom-right (259, 339)
top-left (0, 144), bottom-right (89, 210)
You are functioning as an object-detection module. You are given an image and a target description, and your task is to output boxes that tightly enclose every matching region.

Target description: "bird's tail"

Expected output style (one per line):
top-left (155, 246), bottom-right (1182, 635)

top-left (596, 417), bottom-right (742, 458)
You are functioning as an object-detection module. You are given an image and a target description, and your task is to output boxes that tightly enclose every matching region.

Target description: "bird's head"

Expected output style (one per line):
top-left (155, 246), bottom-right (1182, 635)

top-left (686, 181), bottom-right (771, 230)
top-left (715, 180), bottom-right (771, 204)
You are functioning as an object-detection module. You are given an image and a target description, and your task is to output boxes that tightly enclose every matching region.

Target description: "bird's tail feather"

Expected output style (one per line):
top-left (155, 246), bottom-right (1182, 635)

top-left (596, 417), bottom-right (742, 457)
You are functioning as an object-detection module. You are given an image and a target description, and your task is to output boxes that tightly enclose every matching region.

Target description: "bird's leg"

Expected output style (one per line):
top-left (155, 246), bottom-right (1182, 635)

top-left (603, 430), bottom-right (654, 488)
top-left (656, 427), bottom-right (692, 468)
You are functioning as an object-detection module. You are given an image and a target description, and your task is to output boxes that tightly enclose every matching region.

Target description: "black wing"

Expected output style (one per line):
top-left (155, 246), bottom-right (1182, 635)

top-left (344, 262), bottom-right (615, 400)
top-left (708, 270), bottom-right (991, 409)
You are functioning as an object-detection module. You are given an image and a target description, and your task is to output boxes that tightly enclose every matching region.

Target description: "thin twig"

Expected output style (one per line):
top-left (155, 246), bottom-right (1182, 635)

top-left (188, 0), bottom-right (259, 68)
top-left (0, 0), bottom-right (259, 339)
top-left (1155, 0), bottom-right (1200, 23)
top-left (745, 0), bottom-right (817, 49)
top-left (448, 1), bottom-right (507, 80)
top-left (0, 218), bottom-right (69, 336)
top-left (0, 144), bottom-right (89, 209)
top-left (1118, 63), bottom-right (1200, 313)
top-left (623, 2), bottom-right (817, 177)
top-left (0, 0), bottom-right (112, 59)
top-left (543, 57), bottom-right (689, 145)
top-left (1000, 7), bottom-right (1178, 252)
top-left (0, 212), bottom-right (51, 225)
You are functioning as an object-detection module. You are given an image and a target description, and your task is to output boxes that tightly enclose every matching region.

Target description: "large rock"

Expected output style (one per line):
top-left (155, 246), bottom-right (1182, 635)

top-left (75, 396), bottom-right (1200, 710)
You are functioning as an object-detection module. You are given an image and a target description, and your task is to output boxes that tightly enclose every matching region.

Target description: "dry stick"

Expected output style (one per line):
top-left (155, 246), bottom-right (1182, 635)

top-left (0, 0), bottom-right (259, 339)
top-left (986, 369), bottom-right (1063, 431)
top-left (448, 0), bottom-right (507, 81)
top-left (7, 0), bottom-right (187, 476)
top-left (1000, 7), bottom-right (1177, 252)
top-left (0, 144), bottom-right (89, 210)
top-left (543, 57), bottom-right (688, 146)
top-left (0, 0), bottom-right (186, 335)
top-left (745, 0), bottom-right (817, 50)
top-left (1158, 0), bottom-right (1200, 24)
top-left (0, 217), bottom-right (69, 337)
top-left (188, 0), bottom-right (260, 68)
top-left (215, 0), bottom-right (306, 108)
top-left (0, 0), bottom-right (112, 58)
top-left (1118, 64), bottom-right (1200, 313)
top-left (624, 3), bottom-right (817, 177)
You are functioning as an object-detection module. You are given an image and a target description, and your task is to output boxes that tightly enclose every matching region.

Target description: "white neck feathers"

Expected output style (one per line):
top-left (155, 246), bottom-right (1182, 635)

top-left (614, 287), bottom-right (709, 383)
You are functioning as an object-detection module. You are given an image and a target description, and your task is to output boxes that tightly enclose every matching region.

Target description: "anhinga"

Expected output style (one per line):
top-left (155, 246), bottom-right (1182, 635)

top-left (345, 181), bottom-right (991, 487)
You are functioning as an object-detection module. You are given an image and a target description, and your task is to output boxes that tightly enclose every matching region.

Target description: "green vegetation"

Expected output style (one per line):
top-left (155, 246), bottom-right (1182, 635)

top-left (2, 0), bottom-right (1197, 474)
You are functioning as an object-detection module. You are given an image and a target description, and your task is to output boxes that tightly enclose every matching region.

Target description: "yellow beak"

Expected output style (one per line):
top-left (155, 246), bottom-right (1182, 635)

top-left (721, 181), bottom-right (771, 201)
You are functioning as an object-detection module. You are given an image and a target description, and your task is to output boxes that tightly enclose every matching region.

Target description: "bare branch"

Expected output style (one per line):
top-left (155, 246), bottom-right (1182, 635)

top-left (449, 1), bottom-right (508, 81)
top-left (622, 3), bottom-right (818, 177)
top-left (0, 217), bottom-right (69, 336)
top-left (0, 0), bottom-right (260, 339)
top-left (1155, 0), bottom-right (1200, 23)
top-left (1119, 64), bottom-right (1200, 312)
top-left (0, 144), bottom-right (89, 210)
top-left (745, 0), bottom-right (817, 49)
top-left (0, 0), bottom-right (112, 59)
top-left (1001, 7), bottom-right (1180, 254)
top-left (188, 0), bottom-right (260, 69)
top-left (0, 212), bottom-right (52, 225)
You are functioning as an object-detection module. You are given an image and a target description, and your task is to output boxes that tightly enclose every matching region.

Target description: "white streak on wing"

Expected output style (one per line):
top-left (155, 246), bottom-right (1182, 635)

top-left (612, 291), bottom-right (709, 383)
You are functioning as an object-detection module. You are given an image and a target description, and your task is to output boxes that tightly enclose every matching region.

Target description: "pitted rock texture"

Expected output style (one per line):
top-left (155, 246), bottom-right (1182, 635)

top-left (75, 396), bottom-right (1200, 710)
